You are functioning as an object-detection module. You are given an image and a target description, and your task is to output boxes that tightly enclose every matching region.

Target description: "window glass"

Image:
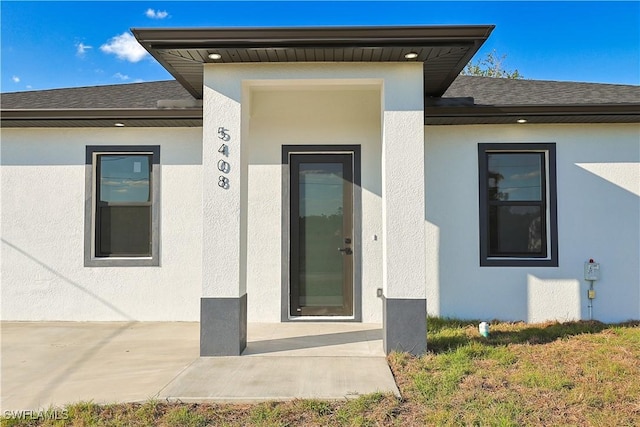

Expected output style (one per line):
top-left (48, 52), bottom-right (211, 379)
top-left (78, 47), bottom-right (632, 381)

top-left (98, 206), bottom-right (151, 255)
top-left (298, 162), bottom-right (345, 308)
top-left (487, 153), bottom-right (541, 201)
top-left (99, 155), bottom-right (150, 203)
top-left (489, 205), bottom-right (543, 255)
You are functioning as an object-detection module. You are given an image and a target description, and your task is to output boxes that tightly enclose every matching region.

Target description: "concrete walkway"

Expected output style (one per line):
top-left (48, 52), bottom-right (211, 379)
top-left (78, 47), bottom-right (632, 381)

top-left (1, 322), bottom-right (399, 411)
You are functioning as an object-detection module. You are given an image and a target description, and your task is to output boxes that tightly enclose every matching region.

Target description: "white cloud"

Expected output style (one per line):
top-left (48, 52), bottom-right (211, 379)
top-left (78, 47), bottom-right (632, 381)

top-left (11, 76), bottom-right (20, 83)
top-left (100, 32), bottom-right (148, 63)
top-left (76, 42), bottom-right (93, 57)
top-left (145, 8), bottom-right (168, 19)
top-left (511, 170), bottom-right (541, 180)
top-left (113, 72), bottom-right (130, 81)
top-left (26, 85), bottom-right (32, 89)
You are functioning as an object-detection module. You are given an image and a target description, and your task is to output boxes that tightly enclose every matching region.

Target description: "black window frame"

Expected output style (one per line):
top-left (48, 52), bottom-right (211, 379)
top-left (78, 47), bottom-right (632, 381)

top-left (478, 143), bottom-right (558, 267)
top-left (84, 145), bottom-right (160, 267)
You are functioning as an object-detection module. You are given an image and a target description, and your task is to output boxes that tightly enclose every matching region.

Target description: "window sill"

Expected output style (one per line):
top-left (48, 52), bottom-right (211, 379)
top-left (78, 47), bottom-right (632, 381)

top-left (481, 257), bottom-right (558, 267)
top-left (84, 256), bottom-right (159, 267)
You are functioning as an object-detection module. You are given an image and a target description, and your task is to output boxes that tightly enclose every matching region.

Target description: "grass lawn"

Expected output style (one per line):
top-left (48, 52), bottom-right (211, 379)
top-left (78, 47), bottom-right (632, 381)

top-left (3, 318), bottom-right (639, 426)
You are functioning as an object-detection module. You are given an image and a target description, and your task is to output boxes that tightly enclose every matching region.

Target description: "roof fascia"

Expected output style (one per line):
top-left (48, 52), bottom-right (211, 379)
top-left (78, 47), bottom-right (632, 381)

top-left (1, 108), bottom-right (202, 121)
top-left (132, 25), bottom-right (494, 47)
top-left (424, 103), bottom-right (640, 124)
top-left (4, 103), bottom-right (638, 126)
top-left (425, 104), bottom-right (640, 117)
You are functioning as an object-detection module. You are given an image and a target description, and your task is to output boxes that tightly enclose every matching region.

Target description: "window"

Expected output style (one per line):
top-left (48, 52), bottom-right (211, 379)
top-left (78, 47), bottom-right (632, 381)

top-left (479, 143), bottom-right (557, 267)
top-left (85, 146), bottom-right (160, 266)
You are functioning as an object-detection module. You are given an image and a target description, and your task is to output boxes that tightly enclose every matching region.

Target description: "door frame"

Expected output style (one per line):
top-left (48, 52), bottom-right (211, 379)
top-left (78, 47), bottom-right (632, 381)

top-left (281, 145), bottom-right (362, 321)
top-left (290, 153), bottom-right (354, 316)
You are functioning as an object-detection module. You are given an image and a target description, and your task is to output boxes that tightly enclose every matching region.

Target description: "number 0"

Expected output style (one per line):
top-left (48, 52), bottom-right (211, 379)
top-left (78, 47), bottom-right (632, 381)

top-left (217, 159), bottom-right (230, 173)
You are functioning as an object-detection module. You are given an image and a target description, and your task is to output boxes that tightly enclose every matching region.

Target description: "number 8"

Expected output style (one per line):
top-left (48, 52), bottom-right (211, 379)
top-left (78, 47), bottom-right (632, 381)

top-left (218, 176), bottom-right (229, 189)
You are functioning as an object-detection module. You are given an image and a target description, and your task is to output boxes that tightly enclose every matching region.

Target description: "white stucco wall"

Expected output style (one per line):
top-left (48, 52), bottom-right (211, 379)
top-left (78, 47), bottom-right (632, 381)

top-left (1, 127), bottom-right (203, 321)
top-left (380, 66), bottom-right (425, 301)
top-left (202, 69), bottom-right (248, 300)
top-left (425, 123), bottom-right (640, 323)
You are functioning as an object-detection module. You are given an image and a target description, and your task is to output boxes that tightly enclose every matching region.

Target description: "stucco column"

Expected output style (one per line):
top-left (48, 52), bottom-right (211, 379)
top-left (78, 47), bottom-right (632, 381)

top-left (381, 64), bottom-right (427, 355)
top-left (200, 66), bottom-right (248, 356)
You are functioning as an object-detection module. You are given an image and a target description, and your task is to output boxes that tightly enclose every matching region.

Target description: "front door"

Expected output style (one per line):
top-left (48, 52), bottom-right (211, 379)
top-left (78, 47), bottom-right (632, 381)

top-left (290, 153), bottom-right (354, 316)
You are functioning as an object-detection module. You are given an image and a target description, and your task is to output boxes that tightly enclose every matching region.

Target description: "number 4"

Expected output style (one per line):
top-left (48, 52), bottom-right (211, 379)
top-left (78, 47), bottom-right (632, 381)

top-left (218, 144), bottom-right (228, 156)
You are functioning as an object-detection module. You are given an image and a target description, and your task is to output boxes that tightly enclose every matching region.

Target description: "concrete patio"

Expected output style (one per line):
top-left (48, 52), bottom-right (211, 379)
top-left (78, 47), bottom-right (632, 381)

top-left (1, 322), bottom-right (399, 411)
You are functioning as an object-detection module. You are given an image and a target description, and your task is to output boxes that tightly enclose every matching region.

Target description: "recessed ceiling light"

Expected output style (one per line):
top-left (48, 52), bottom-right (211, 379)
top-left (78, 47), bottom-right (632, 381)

top-left (516, 119), bottom-right (528, 124)
top-left (208, 53), bottom-right (222, 60)
top-left (114, 122), bottom-right (125, 127)
top-left (404, 52), bottom-right (418, 59)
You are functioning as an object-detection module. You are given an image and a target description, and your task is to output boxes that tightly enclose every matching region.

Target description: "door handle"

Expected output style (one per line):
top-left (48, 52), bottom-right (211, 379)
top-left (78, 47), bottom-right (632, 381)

top-left (338, 247), bottom-right (353, 255)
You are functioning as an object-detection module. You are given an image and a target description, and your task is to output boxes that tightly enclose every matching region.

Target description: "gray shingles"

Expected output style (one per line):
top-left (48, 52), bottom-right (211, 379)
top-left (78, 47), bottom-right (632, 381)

top-left (2, 76), bottom-right (639, 111)
top-left (1, 80), bottom-right (193, 110)
top-left (444, 76), bottom-right (640, 105)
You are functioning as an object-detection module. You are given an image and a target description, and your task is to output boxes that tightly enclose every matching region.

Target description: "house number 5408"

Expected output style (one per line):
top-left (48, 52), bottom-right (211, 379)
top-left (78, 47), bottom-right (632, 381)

top-left (217, 127), bottom-right (230, 189)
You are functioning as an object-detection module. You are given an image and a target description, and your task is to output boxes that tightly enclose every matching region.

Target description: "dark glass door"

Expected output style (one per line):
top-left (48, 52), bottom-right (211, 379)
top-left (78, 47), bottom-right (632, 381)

top-left (290, 154), bottom-right (353, 316)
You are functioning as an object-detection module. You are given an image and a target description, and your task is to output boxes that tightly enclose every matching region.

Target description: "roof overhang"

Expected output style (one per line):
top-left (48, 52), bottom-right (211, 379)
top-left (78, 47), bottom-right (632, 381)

top-left (4, 103), bottom-right (638, 128)
top-left (0, 109), bottom-right (203, 128)
top-left (132, 25), bottom-right (495, 99)
top-left (424, 104), bottom-right (640, 125)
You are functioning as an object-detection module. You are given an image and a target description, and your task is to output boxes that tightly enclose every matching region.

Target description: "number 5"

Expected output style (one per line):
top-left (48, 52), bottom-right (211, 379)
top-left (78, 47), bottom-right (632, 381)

top-left (217, 127), bottom-right (230, 141)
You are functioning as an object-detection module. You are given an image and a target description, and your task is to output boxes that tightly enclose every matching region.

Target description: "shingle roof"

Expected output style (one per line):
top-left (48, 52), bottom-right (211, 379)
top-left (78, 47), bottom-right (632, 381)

top-left (444, 76), bottom-right (640, 105)
top-left (4, 76), bottom-right (638, 111)
top-left (2, 76), bottom-right (638, 126)
top-left (1, 80), bottom-right (193, 110)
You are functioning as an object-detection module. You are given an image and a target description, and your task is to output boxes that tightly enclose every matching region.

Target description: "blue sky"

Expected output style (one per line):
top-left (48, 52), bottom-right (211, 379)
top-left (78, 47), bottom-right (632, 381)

top-left (2, 1), bottom-right (639, 93)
